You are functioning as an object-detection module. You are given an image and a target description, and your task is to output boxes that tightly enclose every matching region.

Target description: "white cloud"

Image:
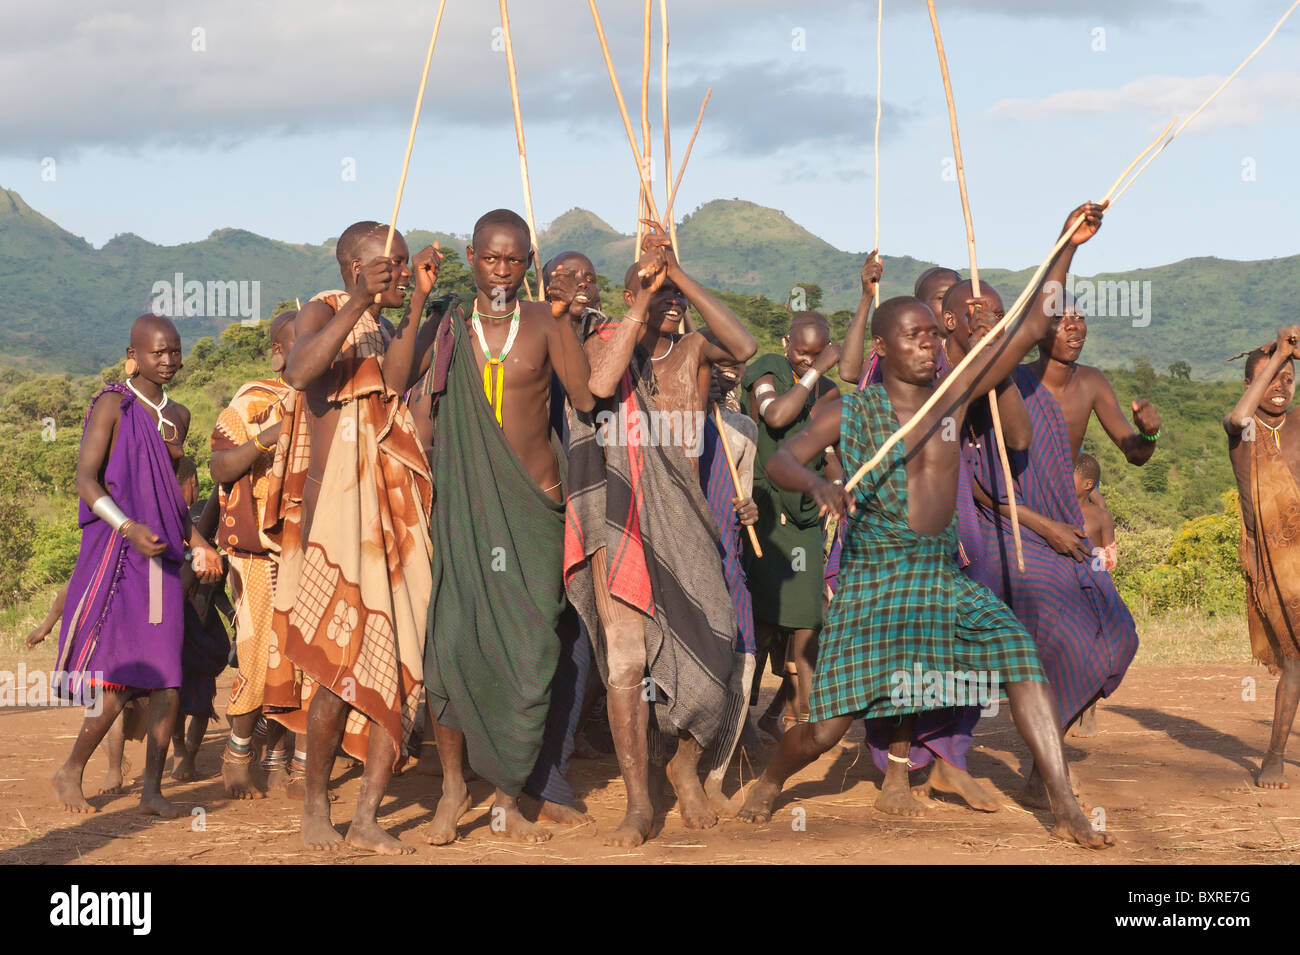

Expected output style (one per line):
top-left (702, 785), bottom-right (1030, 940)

top-left (986, 71), bottom-right (1300, 131)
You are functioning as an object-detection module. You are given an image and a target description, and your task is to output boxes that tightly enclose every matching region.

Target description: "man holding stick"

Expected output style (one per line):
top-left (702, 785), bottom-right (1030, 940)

top-left (738, 203), bottom-right (1111, 849)
top-left (274, 221), bottom-right (438, 853)
top-left (564, 220), bottom-right (756, 845)
top-left (1225, 328), bottom-right (1300, 788)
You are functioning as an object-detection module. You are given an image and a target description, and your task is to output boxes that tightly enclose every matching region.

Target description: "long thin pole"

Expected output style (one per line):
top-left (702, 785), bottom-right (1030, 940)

top-left (636, 0), bottom-right (653, 258)
top-left (664, 88), bottom-right (711, 225)
top-left (843, 117), bottom-right (1177, 494)
top-left (589, 0), bottom-right (663, 224)
top-left (926, 0), bottom-right (1023, 570)
top-left (714, 407), bottom-right (763, 557)
top-left (660, 0), bottom-right (678, 258)
top-left (377, 0), bottom-right (447, 302)
top-left (872, 0), bottom-right (883, 307)
top-left (1111, 0), bottom-right (1300, 204)
top-left (499, 0), bottom-right (543, 300)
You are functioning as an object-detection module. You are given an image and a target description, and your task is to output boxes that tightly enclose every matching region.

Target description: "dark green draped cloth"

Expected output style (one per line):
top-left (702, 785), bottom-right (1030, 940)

top-left (424, 314), bottom-right (566, 796)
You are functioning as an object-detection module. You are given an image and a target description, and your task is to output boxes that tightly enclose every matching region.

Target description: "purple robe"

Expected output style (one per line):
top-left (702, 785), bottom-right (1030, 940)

top-left (833, 349), bottom-right (982, 772)
top-left (56, 385), bottom-right (187, 697)
top-left (701, 416), bottom-right (755, 655)
top-left (968, 365), bottom-right (1138, 725)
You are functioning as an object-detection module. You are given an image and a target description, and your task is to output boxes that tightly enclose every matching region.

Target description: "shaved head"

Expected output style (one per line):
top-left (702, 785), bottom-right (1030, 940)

top-left (871, 296), bottom-right (930, 339)
top-left (543, 251), bottom-right (594, 285)
top-left (787, 311), bottom-right (829, 337)
top-left (941, 280), bottom-right (1005, 319)
top-left (269, 310), bottom-right (297, 346)
top-left (472, 208), bottom-right (530, 248)
top-left (336, 220), bottom-right (388, 270)
top-left (914, 267), bottom-right (960, 300)
top-left (130, 313), bottom-right (179, 349)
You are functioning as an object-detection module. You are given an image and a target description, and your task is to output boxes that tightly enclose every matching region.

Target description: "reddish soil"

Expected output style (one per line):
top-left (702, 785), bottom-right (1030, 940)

top-left (1, 665), bottom-right (1295, 865)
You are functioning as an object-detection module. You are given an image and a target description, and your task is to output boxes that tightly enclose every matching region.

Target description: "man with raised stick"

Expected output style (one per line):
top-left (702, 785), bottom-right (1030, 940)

top-left (564, 220), bottom-right (757, 845)
top-left (274, 222), bottom-right (439, 853)
top-left (738, 203), bottom-right (1112, 849)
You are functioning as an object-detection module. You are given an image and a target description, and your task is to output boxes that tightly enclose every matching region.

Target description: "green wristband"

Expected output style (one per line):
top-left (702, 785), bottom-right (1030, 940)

top-left (1139, 427), bottom-right (1160, 442)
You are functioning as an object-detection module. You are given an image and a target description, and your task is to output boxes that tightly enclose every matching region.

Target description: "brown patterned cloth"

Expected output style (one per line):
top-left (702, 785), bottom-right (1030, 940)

top-left (264, 290), bottom-right (434, 769)
top-left (1238, 413), bottom-right (1300, 669)
top-left (212, 378), bottom-right (294, 717)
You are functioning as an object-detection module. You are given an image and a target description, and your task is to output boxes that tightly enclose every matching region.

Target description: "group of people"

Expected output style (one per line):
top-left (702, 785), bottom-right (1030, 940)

top-left (40, 195), bottom-right (1300, 855)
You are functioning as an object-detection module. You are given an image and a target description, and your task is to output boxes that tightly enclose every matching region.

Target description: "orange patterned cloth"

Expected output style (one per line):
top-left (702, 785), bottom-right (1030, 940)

top-left (264, 291), bottom-right (434, 768)
top-left (212, 378), bottom-right (290, 556)
top-left (1239, 415), bottom-right (1300, 669)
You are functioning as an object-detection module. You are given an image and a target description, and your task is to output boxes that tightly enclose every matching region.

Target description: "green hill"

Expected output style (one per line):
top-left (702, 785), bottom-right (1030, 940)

top-left (2, 186), bottom-right (1295, 379)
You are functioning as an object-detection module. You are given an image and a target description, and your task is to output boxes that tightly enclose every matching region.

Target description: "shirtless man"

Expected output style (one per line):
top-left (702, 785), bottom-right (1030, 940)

top-left (53, 314), bottom-right (222, 817)
top-left (1225, 328), bottom-right (1300, 788)
top-left (424, 210), bottom-right (595, 845)
top-left (736, 288), bottom-right (1110, 847)
top-left (565, 221), bottom-right (757, 846)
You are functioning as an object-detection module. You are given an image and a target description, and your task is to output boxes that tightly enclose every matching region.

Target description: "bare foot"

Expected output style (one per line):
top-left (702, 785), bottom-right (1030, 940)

top-left (346, 818), bottom-right (414, 855)
top-left (604, 803), bottom-right (654, 847)
top-left (53, 765), bottom-right (96, 814)
top-left (737, 777), bottom-right (781, 823)
top-left (1068, 703), bottom-right (1099, 738)
top-left (171, 753), bottom-right (197, 783)
top-left (929, 759), bottom-right (1000, 812)
top-left (1258, 751), bottom-right (1289, 789)
top-left (875, 775), bottom-right (927, 817)
top-left (98, 766), bottom-right (133, 796)
top-left (413, 745), bottom-right (442, 776)
top-left (666, 748), bottom-right (718, 830)
top-left (1050, 802), bottom-right (1115, 849)
top-left (138, 792), bottom-right (182, 818)
top-left (426, 784), bottom-right (473, 846)
top-left (302, 802), bottom-right (344, 851)
top-left (489, 800), bottom-right (552, 843)
top-left (533, 798), bottom-right (591, 826)
top-left (704, 780), bottom-right (741, 818)
top-left (264, 765), bottom-right (290, 793)
top-left (222, 757), bottom-right (266, 800)
top-left (1020, 765), bottom-right (1082, 810)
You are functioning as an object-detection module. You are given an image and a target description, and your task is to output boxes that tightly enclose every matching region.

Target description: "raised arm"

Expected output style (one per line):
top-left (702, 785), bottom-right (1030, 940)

top-left (584, 245), bottom-right (668, 398)
top-left (839, 252), bottom-right (882, 384)
top-left (283, 258), bottom-right (395, 390)
top-left (1225, 326), bottom-right (1300, 435)
top-left (641, 221), bottom-right (755, 363)
top-left (765, 398), bottom-right (852, 518)
top-left (547, 306), bottom-right (596, 414)
top-left (751, 348), bottom-right (842, 431)
top-left (385, 244), bottom-right (441, 394)
top-left (958, 202), bottom-right (1105, 400)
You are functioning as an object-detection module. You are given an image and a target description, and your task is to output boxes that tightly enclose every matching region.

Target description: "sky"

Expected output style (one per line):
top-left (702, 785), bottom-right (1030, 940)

top-left (2, 0), bottom-right (1298, 273)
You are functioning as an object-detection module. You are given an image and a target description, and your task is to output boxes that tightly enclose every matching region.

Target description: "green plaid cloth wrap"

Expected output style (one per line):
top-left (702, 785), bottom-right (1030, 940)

top-left (809, 386), bottom-right (1044, 723)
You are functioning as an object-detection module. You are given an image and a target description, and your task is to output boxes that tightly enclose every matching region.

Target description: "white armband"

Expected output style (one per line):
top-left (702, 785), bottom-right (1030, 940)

top-left (798, 368), bottom-right (821, 390)
top-left (91, 495), bottom-right (131, 532)
top-left (758, 396), bottom-right (775, 416)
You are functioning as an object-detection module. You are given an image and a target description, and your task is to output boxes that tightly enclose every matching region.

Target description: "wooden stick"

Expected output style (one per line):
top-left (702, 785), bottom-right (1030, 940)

top-left (499, 0), bottom-right (544, 301)
top-left (714, 406), bottom-right (762, 557)
top-left (379, 0), bottom-right (447, 296)
top-left (660, 0), bottom-right (678, 258)
top-left (589, 0), bottom-right (662, 224)
top-left (636, 0), bottom-right (652, 258)
top-left (872, 0), bottom-right (883, 307)
top-left (927, 0), bottom-right (1023, 570)
top-left (1111, 0), bottom-right (1299, 205)
top-left (843, 122), bottom-right (1165, 495)
top-left (664, 88), bottom-right (711, 225)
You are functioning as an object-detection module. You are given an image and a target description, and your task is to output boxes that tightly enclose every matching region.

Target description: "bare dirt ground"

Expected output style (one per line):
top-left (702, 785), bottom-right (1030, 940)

top-left (1, 663), bottom-right (1295, 865)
